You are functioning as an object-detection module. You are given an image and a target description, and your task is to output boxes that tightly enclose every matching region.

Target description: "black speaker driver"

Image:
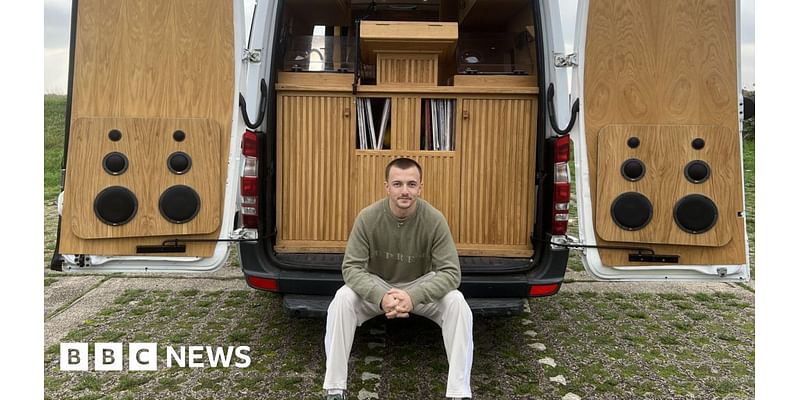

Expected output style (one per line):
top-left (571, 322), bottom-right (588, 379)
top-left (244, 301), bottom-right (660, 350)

top-left (102, 152), bottom-right (129, 175)
top-left (167, 152), bottom-right (192, 175)
top-left (674, 194), bottom-right (718, 234)
top-left (621, 158), bottom-right (646, 181)
top-left (610, 192), bottom-right (653, 231)
top-left (684, 160), bottom-right (711, 183)
top-left (159, 185), bottom-right (201, 224)
top-left (94, 186), bottom-right (138, 226)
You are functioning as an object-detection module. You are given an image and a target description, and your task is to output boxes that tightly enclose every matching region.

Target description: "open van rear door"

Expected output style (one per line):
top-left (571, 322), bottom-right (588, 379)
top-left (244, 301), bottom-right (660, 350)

top-left (571, 0), bottom-right (750, 281)
top-left (54, 0), bottom-right (252, 272)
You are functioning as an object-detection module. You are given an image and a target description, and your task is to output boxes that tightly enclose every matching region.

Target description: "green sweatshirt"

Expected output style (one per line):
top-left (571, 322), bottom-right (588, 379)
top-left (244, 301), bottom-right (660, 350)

top-left (341, 197), bottom-right (461, 307)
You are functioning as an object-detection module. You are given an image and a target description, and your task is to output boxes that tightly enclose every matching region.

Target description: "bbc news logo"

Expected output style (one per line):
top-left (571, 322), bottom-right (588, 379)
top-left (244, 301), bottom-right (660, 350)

top-left (60, 343), bottom-right (251, 371)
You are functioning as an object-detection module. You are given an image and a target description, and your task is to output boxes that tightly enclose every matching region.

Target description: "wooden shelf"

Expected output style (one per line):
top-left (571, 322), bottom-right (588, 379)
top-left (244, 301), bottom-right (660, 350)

top-left (360, 21), bottom-right (458, 64)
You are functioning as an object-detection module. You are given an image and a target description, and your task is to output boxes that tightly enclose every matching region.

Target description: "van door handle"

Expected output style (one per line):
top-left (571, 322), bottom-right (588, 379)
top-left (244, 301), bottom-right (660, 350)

top-left (240, 79), bottom-right (268, 129)
top-left (547, 83), bottom-right (579, 135)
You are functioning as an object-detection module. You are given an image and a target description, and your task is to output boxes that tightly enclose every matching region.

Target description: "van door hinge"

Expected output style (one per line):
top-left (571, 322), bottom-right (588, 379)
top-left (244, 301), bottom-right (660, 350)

top-left (554, 53), bottom-right (578, 68)
top-left (230, 228), bottom-right (259, 240)
top-left (243, 49), bottom-right (262, 63)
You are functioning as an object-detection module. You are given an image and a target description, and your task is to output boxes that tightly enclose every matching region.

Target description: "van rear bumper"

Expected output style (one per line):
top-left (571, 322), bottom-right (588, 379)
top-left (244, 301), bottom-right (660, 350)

top-left (282, 294), bottom-right (528, 318)
top-left (238, 238), bottom-right (569, 317)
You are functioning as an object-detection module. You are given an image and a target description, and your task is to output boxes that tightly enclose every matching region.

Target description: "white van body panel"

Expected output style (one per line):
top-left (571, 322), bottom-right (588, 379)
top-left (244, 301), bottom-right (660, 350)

top-left (60, 0), bottom-right (249, 273)
top-left (571, 0), bottom-right (750, 282)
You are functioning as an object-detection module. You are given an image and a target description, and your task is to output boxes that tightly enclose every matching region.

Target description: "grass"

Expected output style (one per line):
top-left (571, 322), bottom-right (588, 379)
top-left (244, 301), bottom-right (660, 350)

top-left (44, 95), bottom-right (67, 202)
top-left (44, 288), bottom-right (754, 399)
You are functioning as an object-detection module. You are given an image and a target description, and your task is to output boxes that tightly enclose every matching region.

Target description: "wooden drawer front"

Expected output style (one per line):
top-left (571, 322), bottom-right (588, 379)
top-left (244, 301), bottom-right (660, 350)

top-left (377, 53), bottom-right (438, 86)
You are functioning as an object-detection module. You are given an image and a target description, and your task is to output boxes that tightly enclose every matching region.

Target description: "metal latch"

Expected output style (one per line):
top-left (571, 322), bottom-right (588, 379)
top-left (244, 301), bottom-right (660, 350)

top-left (243, 49), bottom-right (262, 63)
top-left (717, 267), bottom-right (728, 277)
top-left (554, 53), bottom-right (578, 68)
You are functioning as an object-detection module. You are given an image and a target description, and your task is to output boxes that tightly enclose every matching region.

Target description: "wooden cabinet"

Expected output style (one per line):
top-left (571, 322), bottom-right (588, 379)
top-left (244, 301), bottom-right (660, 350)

top-left (275, 73), bottom-right (538, 257)
top-left (276, 93), bottom-right (353, 252)
top-left (458, 97), bottom-right (537, 256)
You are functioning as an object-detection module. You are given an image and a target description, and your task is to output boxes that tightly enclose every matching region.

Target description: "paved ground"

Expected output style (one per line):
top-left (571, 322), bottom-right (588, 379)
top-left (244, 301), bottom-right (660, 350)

top-left (44, 264), bottom-right (754, 350)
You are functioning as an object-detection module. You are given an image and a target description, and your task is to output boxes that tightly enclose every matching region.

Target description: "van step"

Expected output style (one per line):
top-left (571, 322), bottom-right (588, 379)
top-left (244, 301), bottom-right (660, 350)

top-left (282, 295), bottom-right (527, 318)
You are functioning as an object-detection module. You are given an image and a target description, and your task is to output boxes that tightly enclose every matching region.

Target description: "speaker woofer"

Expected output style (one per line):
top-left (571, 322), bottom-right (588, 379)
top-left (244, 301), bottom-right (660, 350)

top-left (684, 160), bottom-right (710, 183)
top-left (102, 152), bottom-right (129, 175)
top-left (610, 192), bottom-right (653, 231)
top-left (674, 194), bottom-right (718, 234)
top-left (621, 158), bottom-right (646, 181)
top-left (159, 185), bottom-right (201, 224)
top-left (94, 186), bottom-right (138, 226)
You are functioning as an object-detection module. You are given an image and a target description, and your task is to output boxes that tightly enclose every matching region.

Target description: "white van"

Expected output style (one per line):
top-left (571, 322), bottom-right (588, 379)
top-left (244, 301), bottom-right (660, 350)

top-left (52, 0), bottom-right (750, 317)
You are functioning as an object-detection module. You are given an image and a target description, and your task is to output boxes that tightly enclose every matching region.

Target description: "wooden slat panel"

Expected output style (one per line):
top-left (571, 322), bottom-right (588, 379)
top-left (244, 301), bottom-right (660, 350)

top-left (459, 98), bottom-right (537, 249)
top-left (390, 96), bottom-right (421, 151)
top-left (352, 151), bottom-right (461, 241)
top-left (60, 0), bottom-right (234, 257)
top-left (276, 95), bottom-right (352, 249)
top-left (584, 0), bottom-right (745, 265)
top-left (595, 125), bottom-right (737, 247)
top-left (377, 53), bottom-right (438, 86)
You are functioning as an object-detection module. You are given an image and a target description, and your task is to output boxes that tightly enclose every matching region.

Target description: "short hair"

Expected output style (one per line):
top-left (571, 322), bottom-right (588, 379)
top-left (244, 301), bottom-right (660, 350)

top-left (385, 157), bottom-right (422, 181)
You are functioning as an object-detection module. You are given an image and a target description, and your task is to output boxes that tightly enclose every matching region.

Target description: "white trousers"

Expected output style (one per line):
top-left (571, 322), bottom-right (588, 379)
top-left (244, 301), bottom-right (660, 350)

top-left (323, 272), bottom-right (473, 398)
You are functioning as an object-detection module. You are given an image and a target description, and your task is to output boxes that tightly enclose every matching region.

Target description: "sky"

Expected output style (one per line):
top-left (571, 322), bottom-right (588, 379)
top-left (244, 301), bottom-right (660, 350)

top-left (43, 0), bottom-right (755, 94)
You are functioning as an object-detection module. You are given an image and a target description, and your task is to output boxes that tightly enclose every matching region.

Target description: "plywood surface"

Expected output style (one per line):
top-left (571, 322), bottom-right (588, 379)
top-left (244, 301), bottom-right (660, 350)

top-left (595, 125), bottom-right (737, 247)
top-left (60, 0), bottom-right (234, 257)
top-left (64, 118), bottom-right (222, 239)
top-left (584, 0), bottom-right (744, 265)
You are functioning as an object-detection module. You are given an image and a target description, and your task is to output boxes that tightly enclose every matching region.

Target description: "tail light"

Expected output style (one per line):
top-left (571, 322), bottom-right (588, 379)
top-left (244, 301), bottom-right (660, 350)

top-left (551, 135), bottom-right (571, 235)
top-left (240, 131), bottom-right (260, 228)
top-left (529, 283), bottom-right (561, 297)
top-left (246, 276), bottom-right (278, 292)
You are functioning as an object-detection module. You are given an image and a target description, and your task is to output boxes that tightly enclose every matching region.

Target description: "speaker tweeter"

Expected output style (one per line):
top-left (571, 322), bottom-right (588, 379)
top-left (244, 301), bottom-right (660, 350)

top-left (621, 159), bottom-right (646, 181)
top-left (167, 152), bottom-right (192, 175)
top-left (684, 160), bottom-right (710, 183)
top-left (102, 152), bottom-right (129, 175)
top-left (610, 192), bottom-right (653, 231)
